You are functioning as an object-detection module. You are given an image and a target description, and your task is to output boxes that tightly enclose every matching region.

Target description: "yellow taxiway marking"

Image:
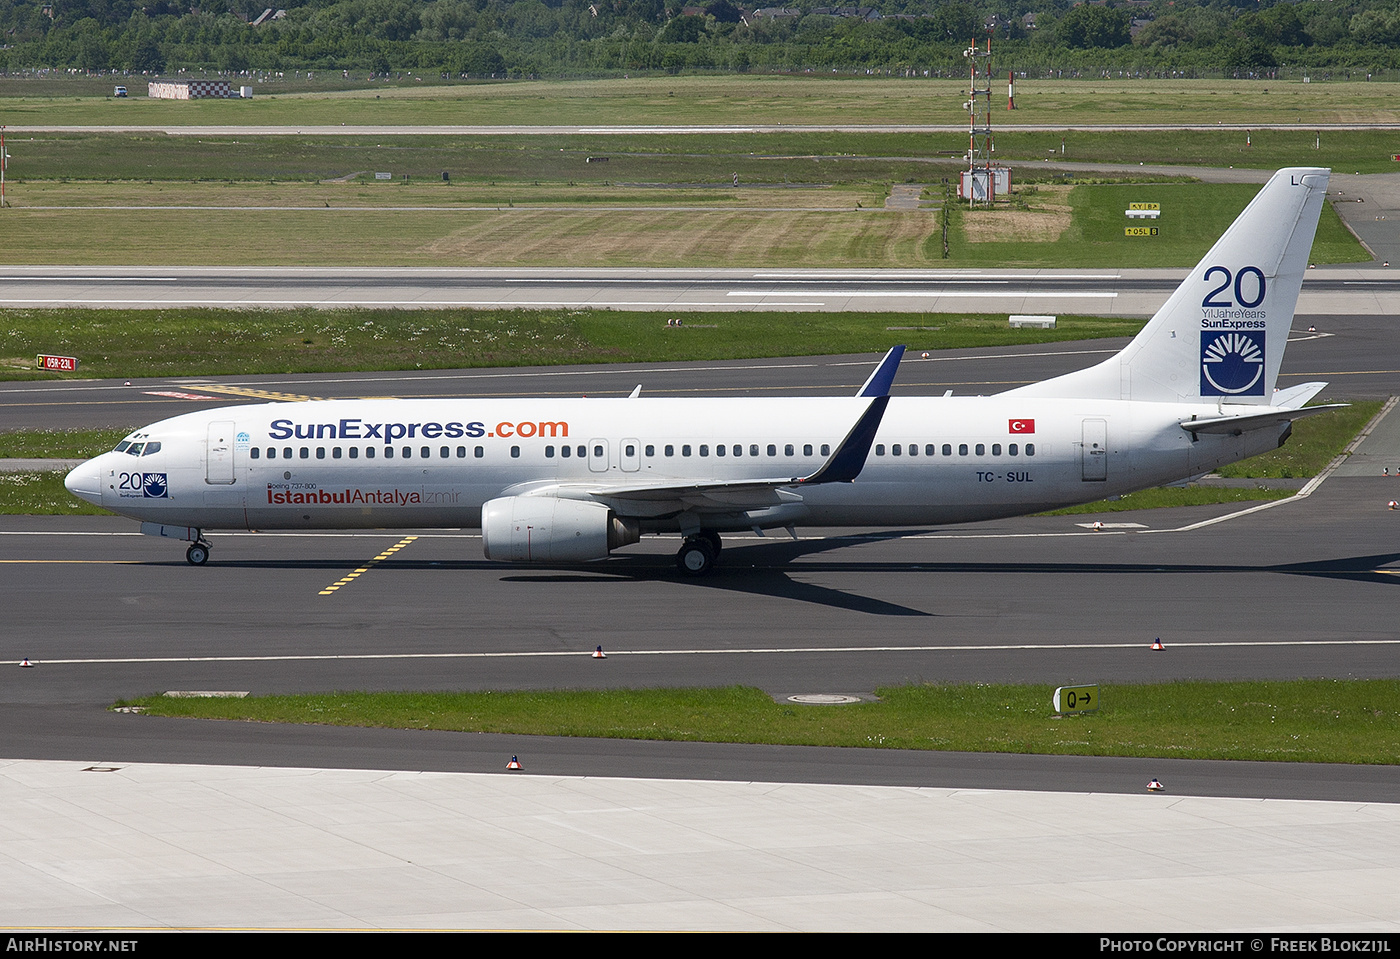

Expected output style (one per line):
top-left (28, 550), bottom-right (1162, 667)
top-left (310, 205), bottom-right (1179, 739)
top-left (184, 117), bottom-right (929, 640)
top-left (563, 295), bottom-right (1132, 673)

top-left (318, 535), bottom-right (418, 596)
top-left (193, 385), bottom-right (324, 403)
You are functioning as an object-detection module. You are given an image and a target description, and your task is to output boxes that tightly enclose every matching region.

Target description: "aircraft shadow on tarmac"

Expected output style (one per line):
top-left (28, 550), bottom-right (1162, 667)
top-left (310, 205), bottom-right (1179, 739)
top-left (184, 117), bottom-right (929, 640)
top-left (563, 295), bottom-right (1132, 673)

top-left (196, 539), bottom-right (1400, 617)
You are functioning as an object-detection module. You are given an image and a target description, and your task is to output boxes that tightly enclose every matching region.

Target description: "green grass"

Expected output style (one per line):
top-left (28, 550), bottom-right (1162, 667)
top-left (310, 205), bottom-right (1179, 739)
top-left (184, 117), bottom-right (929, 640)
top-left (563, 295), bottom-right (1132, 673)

top-left (0, 427), bottom-right (130, 459)
top-left (115, 679), bottom-right (1400, 764)
top-left (0, 309), bottom-right (1146, 380)
top-left (948, 182), bottom-right (1361, 267)
top-left (1040, 486), bottom-right (1296, 516)
top-left (1217, 402), bottom-right (1384, 478)
top-left (8, 76), bottom-right (1400, 129)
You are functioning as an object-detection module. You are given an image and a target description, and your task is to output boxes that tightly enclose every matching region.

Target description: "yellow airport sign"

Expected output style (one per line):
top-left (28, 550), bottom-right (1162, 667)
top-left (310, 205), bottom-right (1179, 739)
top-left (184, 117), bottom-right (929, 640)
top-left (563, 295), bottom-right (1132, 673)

top-left (1125, 227), bottom-right (1160, 237)
top-left (1128, 202), bottom-right (1161, 210)
top-left (1053, 685), bottom-right (1100, 714)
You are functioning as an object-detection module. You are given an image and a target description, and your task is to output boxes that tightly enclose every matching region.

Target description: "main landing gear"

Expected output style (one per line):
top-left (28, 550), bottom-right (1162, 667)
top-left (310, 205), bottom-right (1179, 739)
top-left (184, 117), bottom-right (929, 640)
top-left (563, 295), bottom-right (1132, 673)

top-left (675, 530), bottom-right (721, 576)
top-left (185, 538), bottom-right (212, 566)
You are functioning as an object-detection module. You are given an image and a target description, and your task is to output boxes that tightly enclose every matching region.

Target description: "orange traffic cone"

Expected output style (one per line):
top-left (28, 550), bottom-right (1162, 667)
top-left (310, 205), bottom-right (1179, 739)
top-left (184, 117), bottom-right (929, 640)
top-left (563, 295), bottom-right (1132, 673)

top-left (506, 756), bottom-right (522, 770)
top-left (1151, 638), bottom-right (1165, 650)
top-left (18, 657), bottom-right (33, 667)
top-left (1147, 778), bottom-right (1164, 792)
top-left (592, 645), bottom-right (606, 659)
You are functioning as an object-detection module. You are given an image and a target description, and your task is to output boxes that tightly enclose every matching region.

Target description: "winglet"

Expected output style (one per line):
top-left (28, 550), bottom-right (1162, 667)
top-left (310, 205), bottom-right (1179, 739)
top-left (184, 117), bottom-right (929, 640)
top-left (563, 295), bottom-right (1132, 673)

top-left (856, 345), bottom-right (906, 397)
top-left (799, 396), bottom-right (890, 485)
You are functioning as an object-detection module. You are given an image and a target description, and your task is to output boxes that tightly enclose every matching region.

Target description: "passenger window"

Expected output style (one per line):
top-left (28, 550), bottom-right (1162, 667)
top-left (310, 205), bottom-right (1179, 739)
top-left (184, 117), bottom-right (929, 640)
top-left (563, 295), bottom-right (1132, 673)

top-left (593, 445), bottom-right (603, 458)
top-left (299, 447), bottom-right (309, 459)
top-left (975, 444), bottom-right (986, 456)
top-left (926, 444), bottom-right (936, 456)
top-left (316, 447), bottom-right (326, 459)
top-left (785, 444), bottom-right (794, 456)
top-left (682, 445), bottom-right (692, 457)
top-left (385, 447), bottom-right (394, 459)
top-left (511, 446), bottom-right (520, 458)
top-left (333, 448), bottom-right (343, 459)
top-left (665, 445), bottom-right (674, 457)
top-left (699, 445), bottom-right (709, 457)
top-left (561, 445), bottom-right (571, 458)
top-left (892, 444), bottom-right (902, 456)
top-left (992, 444), bottom-right (1001, 456)
top-left (421, 446), bottom-right (430, 459)
top-left (908, 444), bottom-right (917, 457)
top-left (958, 444), bottom-right (968, 456)
top-left (283, 448), bottom-right (292, 459)
top-left (750, 445), bottom-right (759, 457)
top-left (715, 445), bottom-right (725, 457)
top-left (804, 444), bottom-right (813, 456)
top-left (545, 446), bottom-right (555, 458)
top-left (875, 444), bottom-right (885, 456)
top-left (475, 446), bottom-right (484, 458)
top-left (943, 444), bottom-right (952, 456)
top-left (402, 447), bottom-right (411, 459)
top-left (645, 445), bottom-right (654, 457)
top-left (1026, 444), bottom-right (1036, 456)
top-left (439, 447), bottom-right (448, 458)
top-left (456, 447), bottom-right (466, 458)
top-left (767, 444), bottom-right (777, 456)
top-left (250, 448), bottom-right (260, 460)
top-left (733, 445), bottom-right (742, 457)
top-left (625, 444), bottom-right (636, 457)
top-left (350, 447), bottom-right (359, 459)
top-left (1009, 444), bottom-right (1018, 456)
top-left (577, 446), bottom-right (586, 458)
top-left (366, 447), bottom-right (376, 459)
top-left (821, 444), bottom-right (830, 456)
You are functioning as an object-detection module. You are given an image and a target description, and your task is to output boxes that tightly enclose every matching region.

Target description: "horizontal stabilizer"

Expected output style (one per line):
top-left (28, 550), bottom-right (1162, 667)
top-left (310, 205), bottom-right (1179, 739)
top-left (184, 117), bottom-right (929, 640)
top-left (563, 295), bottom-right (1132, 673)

top-left (1180, 403), bottom-right (1348, 435)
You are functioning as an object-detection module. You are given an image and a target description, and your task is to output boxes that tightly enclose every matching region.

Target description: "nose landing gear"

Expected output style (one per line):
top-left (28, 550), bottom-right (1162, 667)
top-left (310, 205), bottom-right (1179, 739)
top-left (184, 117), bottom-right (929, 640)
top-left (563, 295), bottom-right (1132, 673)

top-left (185, 539), bottom-right (212, 566)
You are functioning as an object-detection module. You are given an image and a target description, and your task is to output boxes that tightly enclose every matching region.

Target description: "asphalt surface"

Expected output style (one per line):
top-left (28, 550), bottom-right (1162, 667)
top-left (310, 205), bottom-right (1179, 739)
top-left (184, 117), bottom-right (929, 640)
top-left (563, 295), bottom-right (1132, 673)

top-left (3, 264), bottom-right (1400, 315)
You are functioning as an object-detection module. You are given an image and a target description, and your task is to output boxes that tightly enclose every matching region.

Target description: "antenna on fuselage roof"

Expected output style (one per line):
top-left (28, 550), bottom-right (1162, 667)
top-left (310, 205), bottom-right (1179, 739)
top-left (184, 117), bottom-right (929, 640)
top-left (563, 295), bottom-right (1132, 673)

top-left (628, 385), bottom-right (641, 399)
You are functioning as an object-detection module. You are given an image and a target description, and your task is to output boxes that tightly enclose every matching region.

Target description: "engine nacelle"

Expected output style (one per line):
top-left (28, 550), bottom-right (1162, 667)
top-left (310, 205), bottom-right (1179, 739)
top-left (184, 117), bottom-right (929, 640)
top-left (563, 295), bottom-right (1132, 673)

top-left (481, 496), bottom-right (640, 563)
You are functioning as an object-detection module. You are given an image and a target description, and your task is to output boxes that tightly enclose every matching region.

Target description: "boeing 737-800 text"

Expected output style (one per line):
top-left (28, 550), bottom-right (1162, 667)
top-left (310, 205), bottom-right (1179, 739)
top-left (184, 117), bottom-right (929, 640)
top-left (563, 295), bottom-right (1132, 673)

top-left (65, 167), bottom-right (1340, 575)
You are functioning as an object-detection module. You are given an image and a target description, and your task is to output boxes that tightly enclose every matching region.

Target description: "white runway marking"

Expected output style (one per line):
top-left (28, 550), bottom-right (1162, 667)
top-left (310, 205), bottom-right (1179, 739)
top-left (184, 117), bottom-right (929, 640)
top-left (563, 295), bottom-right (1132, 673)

top-left (10, 636), bottom-right (1400, 668)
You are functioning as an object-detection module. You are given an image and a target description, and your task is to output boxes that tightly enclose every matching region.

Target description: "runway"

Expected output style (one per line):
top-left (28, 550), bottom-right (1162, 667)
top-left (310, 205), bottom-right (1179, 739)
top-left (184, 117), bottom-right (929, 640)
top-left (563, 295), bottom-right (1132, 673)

top-left (3, 264), bottom-right (1400, 315)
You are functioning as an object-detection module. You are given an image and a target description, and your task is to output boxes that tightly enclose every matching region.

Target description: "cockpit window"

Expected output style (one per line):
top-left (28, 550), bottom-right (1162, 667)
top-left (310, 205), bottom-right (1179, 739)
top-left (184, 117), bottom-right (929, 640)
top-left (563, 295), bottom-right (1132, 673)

top-left (114, 441), bottom-right (132, 453)
top-left (126, 443), bottom-right (145, 456)
top-left (142, 441), bottom-right (161, 456)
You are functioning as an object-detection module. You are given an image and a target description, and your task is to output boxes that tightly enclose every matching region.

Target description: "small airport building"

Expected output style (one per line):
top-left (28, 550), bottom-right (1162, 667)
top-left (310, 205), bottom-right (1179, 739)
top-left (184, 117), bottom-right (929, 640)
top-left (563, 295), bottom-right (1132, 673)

top-left (148, 79), bottom-right (232, 100)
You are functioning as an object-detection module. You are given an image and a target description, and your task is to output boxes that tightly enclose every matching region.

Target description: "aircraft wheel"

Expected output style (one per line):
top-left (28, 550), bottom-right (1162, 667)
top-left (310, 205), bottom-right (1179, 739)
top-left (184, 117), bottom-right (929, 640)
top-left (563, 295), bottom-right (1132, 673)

top-left (675, 538), bottom-right (715, 576)
top-left (698, 529), bottom-right (722, 556)
top-left (186, 543), bottom-right (210, 566)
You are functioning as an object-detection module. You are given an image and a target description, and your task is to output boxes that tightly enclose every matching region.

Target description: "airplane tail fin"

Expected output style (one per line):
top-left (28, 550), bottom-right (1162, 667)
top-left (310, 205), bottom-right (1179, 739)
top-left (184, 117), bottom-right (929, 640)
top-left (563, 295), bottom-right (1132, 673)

top-left (1007, 168), bottom-right (1330, 405)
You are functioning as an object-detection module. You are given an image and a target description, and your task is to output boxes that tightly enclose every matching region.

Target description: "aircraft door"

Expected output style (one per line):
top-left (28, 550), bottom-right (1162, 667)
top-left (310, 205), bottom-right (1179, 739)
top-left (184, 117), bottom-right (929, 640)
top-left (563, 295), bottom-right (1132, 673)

top-left (588, 438), bottom-right (609, 473)
top-left (620, 438), bottom-right (640, 472)
top-left (1081, 418), bottom-right (1108, 482)
top-left (206, 420), bottom-right (236, 485)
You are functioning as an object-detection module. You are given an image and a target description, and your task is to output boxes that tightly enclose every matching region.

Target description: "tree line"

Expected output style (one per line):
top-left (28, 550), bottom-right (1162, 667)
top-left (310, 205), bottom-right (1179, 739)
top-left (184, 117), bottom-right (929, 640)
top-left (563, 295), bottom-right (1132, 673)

top-left (3, 0), bottom-right (1400, 77)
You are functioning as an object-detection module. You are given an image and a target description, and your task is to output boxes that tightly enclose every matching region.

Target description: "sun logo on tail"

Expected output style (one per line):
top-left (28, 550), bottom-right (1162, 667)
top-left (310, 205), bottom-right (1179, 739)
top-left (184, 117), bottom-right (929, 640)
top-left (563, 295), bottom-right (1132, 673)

top-left (1201, 331), bottom-right (1266, 396)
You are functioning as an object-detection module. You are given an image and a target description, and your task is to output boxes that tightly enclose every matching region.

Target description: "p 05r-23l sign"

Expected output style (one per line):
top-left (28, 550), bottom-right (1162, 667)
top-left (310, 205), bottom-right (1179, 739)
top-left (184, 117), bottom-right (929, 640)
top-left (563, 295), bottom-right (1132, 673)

top-left (36, 354), bottom-right (78, 372)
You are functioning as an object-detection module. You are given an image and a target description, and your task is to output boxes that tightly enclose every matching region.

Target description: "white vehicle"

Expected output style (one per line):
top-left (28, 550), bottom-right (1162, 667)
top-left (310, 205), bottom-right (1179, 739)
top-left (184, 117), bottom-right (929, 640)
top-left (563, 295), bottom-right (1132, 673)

top-left (113, 86), bottom-right (128, 97)
top-left (66, 167), bottom-right (1340, 575)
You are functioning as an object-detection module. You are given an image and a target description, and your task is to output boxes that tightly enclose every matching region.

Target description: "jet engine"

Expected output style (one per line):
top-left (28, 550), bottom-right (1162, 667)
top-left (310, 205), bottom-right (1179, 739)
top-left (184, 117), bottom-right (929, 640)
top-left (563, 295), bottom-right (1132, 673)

top-left (481, 496), bottom-right (640, 563)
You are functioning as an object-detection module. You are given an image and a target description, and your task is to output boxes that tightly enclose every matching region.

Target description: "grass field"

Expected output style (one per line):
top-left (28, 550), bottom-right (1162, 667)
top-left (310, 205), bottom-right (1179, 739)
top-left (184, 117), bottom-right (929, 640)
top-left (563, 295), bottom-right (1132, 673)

top-left (116, 679), bottom-right (1400, 764)
top-left (0, 308), bottom-right (1147, 379)
top-left (8, 76), bottom-right (1400, 128)
top-left (0, 178), bottom-right (1366, 267)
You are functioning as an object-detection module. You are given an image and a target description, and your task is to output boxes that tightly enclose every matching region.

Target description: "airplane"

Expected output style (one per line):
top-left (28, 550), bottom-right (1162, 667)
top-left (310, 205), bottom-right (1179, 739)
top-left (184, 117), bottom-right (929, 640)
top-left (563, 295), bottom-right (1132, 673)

top-left (65, 166), bottom-right (1342, 575)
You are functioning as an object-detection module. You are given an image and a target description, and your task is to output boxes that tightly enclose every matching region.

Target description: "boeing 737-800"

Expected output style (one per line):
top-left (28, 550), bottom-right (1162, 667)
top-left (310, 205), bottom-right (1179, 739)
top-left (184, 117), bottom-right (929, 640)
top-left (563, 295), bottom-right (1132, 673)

top-left (65, 167), bottom-right (1341, 575)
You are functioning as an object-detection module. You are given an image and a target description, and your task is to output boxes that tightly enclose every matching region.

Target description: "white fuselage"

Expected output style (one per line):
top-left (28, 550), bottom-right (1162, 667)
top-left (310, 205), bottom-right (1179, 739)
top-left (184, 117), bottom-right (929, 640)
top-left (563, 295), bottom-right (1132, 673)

top-left (77, 395), bottom-right (1282, 534)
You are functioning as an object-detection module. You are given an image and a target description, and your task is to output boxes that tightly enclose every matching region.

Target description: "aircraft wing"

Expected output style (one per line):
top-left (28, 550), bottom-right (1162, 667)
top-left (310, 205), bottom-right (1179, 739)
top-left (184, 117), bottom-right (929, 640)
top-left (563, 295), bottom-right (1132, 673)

top-left (585, 394), bottom-right (892, 509)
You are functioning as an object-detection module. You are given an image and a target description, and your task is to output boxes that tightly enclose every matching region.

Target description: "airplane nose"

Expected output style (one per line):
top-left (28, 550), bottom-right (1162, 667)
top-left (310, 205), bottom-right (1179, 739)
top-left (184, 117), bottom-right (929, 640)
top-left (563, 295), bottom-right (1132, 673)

top-left (64, 458), bottom-right (103, 507)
